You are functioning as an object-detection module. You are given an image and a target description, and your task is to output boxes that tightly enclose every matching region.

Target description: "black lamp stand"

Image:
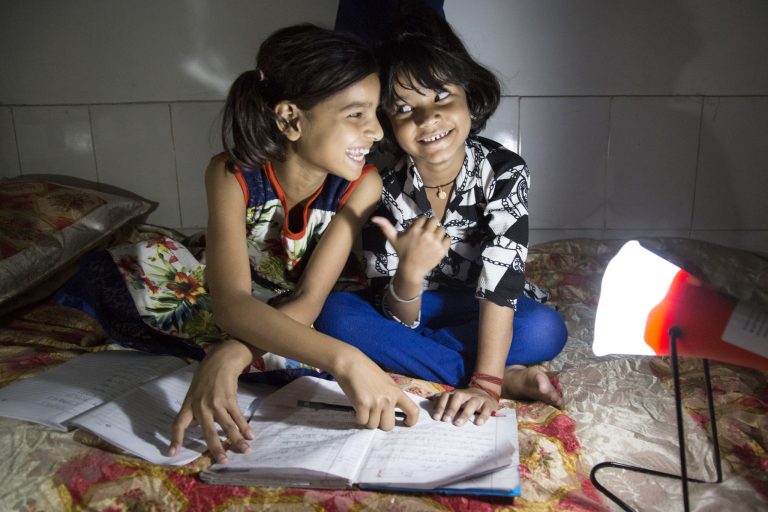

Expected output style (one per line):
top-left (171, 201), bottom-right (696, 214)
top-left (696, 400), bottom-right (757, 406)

top-left (590, 327), bottom-right (723, 511)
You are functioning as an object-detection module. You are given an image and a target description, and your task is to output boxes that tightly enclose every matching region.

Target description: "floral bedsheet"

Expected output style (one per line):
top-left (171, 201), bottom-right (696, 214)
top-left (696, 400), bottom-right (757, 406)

top-left (0, 236), bottom-right (765, 511)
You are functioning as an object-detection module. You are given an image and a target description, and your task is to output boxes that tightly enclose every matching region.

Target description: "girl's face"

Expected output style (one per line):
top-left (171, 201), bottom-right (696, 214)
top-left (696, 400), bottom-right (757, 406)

top-left (386, 78), bottom-right (472, 177)
top-left (291, 73), bottom-right (383, 181)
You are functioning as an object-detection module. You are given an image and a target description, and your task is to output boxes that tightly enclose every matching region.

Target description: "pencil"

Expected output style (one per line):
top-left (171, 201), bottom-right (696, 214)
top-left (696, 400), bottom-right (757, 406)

top-left (297, 400), bottom-right (407, 421)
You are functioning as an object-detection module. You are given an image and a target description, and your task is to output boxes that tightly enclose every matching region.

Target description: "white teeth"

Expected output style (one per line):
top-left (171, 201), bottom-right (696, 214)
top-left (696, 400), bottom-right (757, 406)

top-left (346, 148), bottom-right (370, 161)
top-left (420, 131), bottom-right (449, 143)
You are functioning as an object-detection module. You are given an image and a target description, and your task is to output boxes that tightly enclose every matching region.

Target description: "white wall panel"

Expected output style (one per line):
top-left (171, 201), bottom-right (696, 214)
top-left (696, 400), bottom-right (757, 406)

top-left (2, 1), bottom-right (767, 254)
top-left (606, 97), bottom-right (701, 230)
top-left (521, 97), bottom-right (609, 230)
top-left (694, 97), bottom-right (768, 230)
top-left (92, 104), bottom-right (179, 226)
top-left (445, 0), bottom-right (768, 96)
top-left (14, 107), bottom-right (97, 181)
top-left (482, 97), bottom-right (519, 154)
top-left (0, 109), bottom-right (20, 179)
top-left (0, 0), bottom-right (340, 104)
top-left (172, 102), bottom-right (224, 229)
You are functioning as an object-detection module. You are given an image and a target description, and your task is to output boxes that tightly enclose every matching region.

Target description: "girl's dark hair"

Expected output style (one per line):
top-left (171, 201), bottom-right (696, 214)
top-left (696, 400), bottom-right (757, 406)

top-left (376, 2), bottom-right (500, 137)
top-left (223, 24), bottom-right (377, 171)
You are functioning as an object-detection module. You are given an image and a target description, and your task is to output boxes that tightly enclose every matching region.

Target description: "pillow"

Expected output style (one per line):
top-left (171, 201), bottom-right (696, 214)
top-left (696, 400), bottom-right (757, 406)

top-left (0, 178), bottom-right (154, 312)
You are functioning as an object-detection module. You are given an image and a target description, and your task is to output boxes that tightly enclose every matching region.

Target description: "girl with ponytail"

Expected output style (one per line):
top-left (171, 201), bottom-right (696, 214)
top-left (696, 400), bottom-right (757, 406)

top-left (57, 23), bottom-right (420, 464)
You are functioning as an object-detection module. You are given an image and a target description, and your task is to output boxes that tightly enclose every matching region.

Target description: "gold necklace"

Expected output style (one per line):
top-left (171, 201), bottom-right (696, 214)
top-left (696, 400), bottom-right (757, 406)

top-left (422, 179), bottom-right (455, 199)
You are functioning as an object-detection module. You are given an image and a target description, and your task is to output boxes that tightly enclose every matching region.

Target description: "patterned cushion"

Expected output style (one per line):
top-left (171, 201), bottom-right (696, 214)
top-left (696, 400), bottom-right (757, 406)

top-left (0, 179), bottom-right (152, 311)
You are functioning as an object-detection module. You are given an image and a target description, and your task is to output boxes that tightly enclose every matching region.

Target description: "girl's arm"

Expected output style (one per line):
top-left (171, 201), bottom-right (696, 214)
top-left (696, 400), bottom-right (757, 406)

top-left (170, 160), bottom-right (419, 463)
top-left (273, 169), bottom-right (382, 325)
top-left (431, 300), bottom-right (512, 425)
top-left (433, 155), bottom-right (530, 424)
top-left (371, 216), bottom-right (451, 326)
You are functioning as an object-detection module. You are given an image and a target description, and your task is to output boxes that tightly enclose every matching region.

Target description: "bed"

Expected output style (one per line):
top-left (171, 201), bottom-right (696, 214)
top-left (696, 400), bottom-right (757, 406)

top-left (0, 177), bottom-right (766, 511)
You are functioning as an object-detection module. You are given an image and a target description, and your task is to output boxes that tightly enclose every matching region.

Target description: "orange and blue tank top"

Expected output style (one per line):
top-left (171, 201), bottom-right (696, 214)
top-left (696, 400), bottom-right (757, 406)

top-left (106, 156), bottom-right (375, 343)
top-left (225, 157), bottom-right (376, 293)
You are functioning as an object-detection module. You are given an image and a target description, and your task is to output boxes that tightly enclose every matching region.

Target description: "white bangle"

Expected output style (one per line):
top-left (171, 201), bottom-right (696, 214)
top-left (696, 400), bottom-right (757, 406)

top-left (381, 300), bottom-right (421, 329)
top-left (387, 278), bottom-right (422, 304)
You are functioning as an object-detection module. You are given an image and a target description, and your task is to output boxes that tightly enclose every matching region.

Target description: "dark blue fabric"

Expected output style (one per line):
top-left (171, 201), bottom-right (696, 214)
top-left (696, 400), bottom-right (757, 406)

top-left (315, 289), bottom-right (568, 388)
top-left (333, 0), bottom-right (445, 44)
top-left (54, 250), bottom-right (335, 387)
top-left (54, 250), bottom-right (205, 359)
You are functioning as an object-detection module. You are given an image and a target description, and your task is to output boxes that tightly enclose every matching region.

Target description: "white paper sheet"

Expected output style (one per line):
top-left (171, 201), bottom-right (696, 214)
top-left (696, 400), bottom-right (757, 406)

top-left (71, 365), bottom-right (275, 465)
top-left (0, 351), bottom-right (187, 430)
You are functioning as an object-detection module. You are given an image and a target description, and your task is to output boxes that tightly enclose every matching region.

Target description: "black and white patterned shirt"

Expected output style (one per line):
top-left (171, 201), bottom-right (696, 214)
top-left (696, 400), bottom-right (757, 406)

top-left (364, 136), bottom-right (548, 310)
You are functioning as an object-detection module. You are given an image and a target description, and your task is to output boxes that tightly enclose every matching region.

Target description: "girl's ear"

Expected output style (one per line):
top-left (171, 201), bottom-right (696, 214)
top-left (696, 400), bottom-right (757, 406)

top-left (274, 101), bottom-right (302, 141)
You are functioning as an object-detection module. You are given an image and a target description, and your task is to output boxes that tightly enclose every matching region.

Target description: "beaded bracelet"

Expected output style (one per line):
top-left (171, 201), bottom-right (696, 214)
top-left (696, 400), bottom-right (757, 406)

top-left (386, 278), bottom-right (422, 304)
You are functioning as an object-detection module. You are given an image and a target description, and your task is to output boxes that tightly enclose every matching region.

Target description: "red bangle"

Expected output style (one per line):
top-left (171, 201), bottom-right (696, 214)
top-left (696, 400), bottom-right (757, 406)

top-left (469, 372), bottom-right (502, 402)
top-left (471, 372), bottom-right (503, 386)
top-left (468, 381), bottom-right (501, 401)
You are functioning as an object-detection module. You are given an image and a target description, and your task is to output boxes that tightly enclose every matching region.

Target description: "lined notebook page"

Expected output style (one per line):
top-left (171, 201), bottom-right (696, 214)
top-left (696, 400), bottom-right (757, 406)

top-left (357, 406), bottom-right (516, 489)
top-left (0, 351), bottom-right (187, 431)
top-left (434, 409), bottom-right (520, 493)
top-left (203, 377), bottom-right (377, 486)
top-left (206, 408), bottom-right (377, 487)
top-left (71, 365), bottom-right (275, 466)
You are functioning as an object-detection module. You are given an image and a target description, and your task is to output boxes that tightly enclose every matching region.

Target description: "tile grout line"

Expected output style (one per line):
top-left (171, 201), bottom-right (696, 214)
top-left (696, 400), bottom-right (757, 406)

top-left (88, 106), bottom-right (101, 186)
top-left (9, 107), bottom-right (22, 176)
top-left (168, 104), bottom-right (184, 229)
top-left (688, 96), bottom-right (707, 240)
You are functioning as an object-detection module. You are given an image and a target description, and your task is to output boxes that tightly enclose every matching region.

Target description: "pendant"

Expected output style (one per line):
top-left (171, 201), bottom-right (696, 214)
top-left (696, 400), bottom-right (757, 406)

top-left (436, 187), bottom-right (447, 200)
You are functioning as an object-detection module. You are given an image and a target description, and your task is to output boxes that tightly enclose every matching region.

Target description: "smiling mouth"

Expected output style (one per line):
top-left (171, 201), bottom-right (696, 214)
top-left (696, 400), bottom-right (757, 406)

top-left (346, 147), bottom-right (371, 162)
top-left (419, 130), bottom-right (451, 144)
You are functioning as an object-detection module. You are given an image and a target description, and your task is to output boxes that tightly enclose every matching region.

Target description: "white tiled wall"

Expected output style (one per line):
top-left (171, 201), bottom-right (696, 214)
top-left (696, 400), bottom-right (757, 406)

top-left (481, 94), bottom-right (768, 254)
top-left (1, 1), bottom-right (767, 255)
top-left (92, 104), bottom-right (181, 227)
top-left (482, 97), bottom-right (519, 154)
top-left (517, 97), bottom-right (610, 230)
top-left (14, 107), bottom-right (97, 181)
top-left (0, 0), bottom-right (340, 104)
top-left (171, 103), bottom-right (225, 229)
top-left (463, 0), bottom-right (768, 255)
top-left (694, 97), bottom-right (768, 230)
top-left (0, 109), bottom-right (20, 180)
top-left (606, 97), bottom-right (701, 231)
top-left (448, 0), bottom-right (768, 96)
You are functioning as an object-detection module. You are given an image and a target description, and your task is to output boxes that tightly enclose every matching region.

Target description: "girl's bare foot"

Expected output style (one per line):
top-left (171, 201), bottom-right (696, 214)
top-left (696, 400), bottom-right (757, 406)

top-left (502, 365), bottom-right (563, 407)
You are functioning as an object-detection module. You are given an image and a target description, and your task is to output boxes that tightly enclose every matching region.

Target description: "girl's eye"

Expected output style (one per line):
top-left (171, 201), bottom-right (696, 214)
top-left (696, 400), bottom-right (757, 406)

top-left (435, 90), bottom-right (450, 101)
top-left (395, 104), bottom-right (413, 114)
top-left (348, 112), bottom-right (363, 118)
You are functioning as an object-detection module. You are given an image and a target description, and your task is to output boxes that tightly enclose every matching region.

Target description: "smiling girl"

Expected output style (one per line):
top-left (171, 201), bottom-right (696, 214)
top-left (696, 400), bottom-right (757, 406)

top-left (315, 7), bottom-right (568, 426)
top-left (57, 24), bottom-right (420, 463)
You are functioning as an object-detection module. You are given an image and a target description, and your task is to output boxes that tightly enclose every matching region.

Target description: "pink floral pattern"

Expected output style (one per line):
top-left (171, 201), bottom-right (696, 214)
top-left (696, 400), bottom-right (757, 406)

top-left (2, 235), bottom-right (766, 511)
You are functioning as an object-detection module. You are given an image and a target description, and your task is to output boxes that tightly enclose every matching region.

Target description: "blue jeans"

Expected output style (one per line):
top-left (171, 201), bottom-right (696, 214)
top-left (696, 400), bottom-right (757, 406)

top-left (315, 288), bottom-right (568, 387)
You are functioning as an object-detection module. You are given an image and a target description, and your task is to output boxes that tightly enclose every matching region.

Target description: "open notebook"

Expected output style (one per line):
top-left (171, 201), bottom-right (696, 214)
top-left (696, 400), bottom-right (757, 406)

top-left (201, 376), bottom-right (521, 496)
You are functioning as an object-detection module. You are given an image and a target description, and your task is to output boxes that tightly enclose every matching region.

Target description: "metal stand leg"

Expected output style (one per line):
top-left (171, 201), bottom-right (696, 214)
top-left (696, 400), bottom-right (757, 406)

top-left (590, 327), bottom-right (723, 511)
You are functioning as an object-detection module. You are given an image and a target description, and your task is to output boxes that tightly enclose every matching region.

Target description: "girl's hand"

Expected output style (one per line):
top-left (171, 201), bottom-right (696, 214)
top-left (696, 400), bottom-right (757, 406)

top-left (169, 339), bottom-right (256, 464)
top-left (431, 387), bottom-right (498, 426)
top-left (372, 216), bottom-right (451, 279)
top-left (333, 347), bottom-right (421, 431)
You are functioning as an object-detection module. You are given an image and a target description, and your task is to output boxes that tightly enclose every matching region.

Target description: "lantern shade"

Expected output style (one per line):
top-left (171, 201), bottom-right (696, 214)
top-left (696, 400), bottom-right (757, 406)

top-left (593, 241), bottom-right (679, 357)
top-left (592, 240), bottom-right (768, 370)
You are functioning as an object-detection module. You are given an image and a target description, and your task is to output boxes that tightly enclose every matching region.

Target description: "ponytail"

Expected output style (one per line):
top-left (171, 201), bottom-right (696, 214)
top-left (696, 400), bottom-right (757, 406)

top-left (222, 69), bottom-right (283, 171)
